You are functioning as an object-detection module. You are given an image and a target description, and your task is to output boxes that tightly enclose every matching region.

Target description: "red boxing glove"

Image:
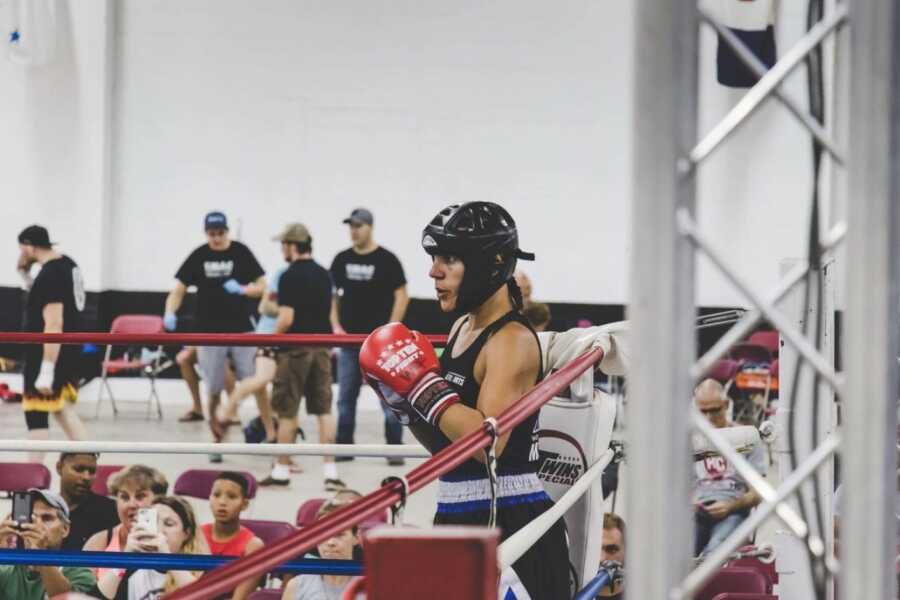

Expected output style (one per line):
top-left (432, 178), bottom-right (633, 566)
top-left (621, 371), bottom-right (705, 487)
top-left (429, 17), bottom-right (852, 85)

top-left (360, 322), bottom-right (461, 427)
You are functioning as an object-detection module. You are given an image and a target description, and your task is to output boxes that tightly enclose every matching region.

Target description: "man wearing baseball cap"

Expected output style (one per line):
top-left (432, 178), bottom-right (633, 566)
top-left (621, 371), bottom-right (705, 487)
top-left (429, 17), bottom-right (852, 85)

top-left (163, 212), bottom-right (266, 456)
top-left (16, 225), bottom-right (89, 463)
top-left (330, 208), bottom-right (409, 463)
top-left (262, 223), bottom-right (343, 490)
top-left (0, 489), bottom-right (96, 597)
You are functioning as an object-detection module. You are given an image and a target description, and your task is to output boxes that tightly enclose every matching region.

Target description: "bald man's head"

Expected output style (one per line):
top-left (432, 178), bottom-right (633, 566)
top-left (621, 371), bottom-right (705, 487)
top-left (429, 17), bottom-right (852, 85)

top-left (694, 378), bottom-right (729, 427)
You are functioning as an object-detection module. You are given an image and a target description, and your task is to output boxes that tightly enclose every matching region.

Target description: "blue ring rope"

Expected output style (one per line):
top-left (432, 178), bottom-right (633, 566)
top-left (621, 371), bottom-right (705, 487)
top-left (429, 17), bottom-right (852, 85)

top-left (573, 570), bottom-right (612, 600)
top-left (0, 549), bottom-right (362, 575)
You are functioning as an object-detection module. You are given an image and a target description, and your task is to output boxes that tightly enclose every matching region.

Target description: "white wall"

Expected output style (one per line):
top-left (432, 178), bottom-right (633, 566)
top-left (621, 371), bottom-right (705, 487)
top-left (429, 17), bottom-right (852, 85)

top-left (1, 1), bottom-right (824, 307)
top-left (0, 0), bottom-right (113, 291)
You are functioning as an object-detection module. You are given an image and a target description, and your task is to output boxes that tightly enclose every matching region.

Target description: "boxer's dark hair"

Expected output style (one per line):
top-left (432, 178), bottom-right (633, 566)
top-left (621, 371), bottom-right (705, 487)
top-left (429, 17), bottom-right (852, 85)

top-left (507, 277), bottom-right (525, 311)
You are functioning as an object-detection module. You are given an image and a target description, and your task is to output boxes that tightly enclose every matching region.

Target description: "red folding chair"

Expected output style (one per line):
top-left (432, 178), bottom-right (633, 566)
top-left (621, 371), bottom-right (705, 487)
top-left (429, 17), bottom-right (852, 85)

top-left (247, 591), bottom-right (282, 600)
top-left (728, 343), bottom-right (772, 365)
top-left (95, 315), bottom-right (166, 419)
top-left (296, 498), bottom-right (327, 527)
top-left (0, 463), bottom-right (51, 496)
top-left (706, 359), bottom-right (740, 384)
top-left (241, 519), bottom-right (295, 545)
top-left (173, 469), bottom-right (258, 500)
top-left (695, 567), bottom-right (770, 600)
top-left (91, 465), bottom-right (126, 497)
top-left (748, 330), bottom-right (779, 356)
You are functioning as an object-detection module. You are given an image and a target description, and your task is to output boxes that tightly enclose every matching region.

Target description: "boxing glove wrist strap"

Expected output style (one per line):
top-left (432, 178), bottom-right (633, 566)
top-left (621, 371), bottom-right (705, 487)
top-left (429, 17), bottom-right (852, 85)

top-left (408, 372), bottom-right (460, 426)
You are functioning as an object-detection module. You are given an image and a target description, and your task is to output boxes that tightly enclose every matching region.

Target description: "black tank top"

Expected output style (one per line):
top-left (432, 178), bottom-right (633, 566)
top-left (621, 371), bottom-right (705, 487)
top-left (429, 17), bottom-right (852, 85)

top-left (437, 310), bottom-right (543, 480)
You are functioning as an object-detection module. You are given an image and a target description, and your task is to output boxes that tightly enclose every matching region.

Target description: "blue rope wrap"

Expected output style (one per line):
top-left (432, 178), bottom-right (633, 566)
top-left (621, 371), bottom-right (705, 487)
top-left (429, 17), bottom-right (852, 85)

top-left (0, 549), bottom-right (363, 575)
top-left (573, 570), bottom-right (612, 600)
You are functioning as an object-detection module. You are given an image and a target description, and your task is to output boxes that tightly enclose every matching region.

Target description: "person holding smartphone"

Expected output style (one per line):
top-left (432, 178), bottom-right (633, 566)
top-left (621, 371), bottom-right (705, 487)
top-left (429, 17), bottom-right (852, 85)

top-left (693, 378), bottom-right (765, 557)
top-left (93, 496), bottom-right (208, 600)
top-left (0, 489), bottom-right (96, 599)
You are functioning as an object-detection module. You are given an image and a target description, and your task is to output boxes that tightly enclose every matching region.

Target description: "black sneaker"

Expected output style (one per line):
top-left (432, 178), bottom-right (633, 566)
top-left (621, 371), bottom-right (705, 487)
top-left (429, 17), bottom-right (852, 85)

top-left (324, 478), bottom-right (346, 492)
top-left (334, 456), bottom-right (355, 463)
top-left (259, 476), bottom-right (290, 487)
top-left (387, 457), bottom-right (406, 466)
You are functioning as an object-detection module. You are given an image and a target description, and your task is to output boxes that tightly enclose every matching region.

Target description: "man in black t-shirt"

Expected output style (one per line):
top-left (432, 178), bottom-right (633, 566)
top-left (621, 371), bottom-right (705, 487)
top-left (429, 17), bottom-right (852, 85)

top-left (164, 212), bottom-right (266, 453)
top-left (16, 225), bottom-right (88, 462)
top-left (261, 223), bottom-right (343, 490)
top-left (56, 453), bottom-right (119, 551)
top-left (330, 208), bottom-right (408, 460)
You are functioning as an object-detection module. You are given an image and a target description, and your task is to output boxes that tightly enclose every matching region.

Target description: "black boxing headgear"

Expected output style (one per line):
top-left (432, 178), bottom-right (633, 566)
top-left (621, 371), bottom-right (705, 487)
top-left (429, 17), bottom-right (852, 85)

top-left (422, 202), bottom-right (535, 313)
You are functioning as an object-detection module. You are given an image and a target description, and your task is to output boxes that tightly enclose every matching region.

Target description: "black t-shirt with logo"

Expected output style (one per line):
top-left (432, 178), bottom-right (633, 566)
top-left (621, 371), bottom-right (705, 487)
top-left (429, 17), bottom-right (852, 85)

top-left (278, 259), bottom-right (333, 334)
top-left (330, 247), bottom-right (406, 334)
top-left (23, 255), bottom-right (85, 391)
top-left (175, 242), bottom-right (264, 333)
top-left (62, 492), bottom-right (119, 551)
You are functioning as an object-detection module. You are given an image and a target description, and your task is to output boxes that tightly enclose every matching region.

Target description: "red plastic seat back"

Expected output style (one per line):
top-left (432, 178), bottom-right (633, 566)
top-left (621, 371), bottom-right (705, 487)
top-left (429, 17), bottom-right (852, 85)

top-left (0, 463), bottom-right (51, 492)
top-left (173, 469), bottom-right (258, 500)
top-left (246, 590), bottom-right (283, 600)
top-left (694, 567), bottom-right (770, 600)
top-left (706, 359), bottom-right (740, 384)
top-left (91, 465), bottom-right (126, 497)
top-left (109, 315), bottom-right (164, 335)
top-left (240, 519), bottom-right (295, 546)
top-left (296, 498), bottom-right (327, 527)
top-left (748, 330), bottom-right (779, 355)
top-left (729, 343), bottom-right (772, 365)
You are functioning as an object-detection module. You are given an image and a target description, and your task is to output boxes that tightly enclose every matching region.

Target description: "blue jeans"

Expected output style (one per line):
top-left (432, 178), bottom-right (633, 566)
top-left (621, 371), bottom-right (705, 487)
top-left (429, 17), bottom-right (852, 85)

top-left (336, 348), bottom-right (403, 445)
top-left (695, 508), bottom-right (749, 557)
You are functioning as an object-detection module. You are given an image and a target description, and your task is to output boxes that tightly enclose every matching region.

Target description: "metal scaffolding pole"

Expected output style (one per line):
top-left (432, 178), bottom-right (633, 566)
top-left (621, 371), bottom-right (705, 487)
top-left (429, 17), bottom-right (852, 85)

top-left (842, 0), bottom-right (900, 597)
top-left (627, 1), bottom-right (697, 597)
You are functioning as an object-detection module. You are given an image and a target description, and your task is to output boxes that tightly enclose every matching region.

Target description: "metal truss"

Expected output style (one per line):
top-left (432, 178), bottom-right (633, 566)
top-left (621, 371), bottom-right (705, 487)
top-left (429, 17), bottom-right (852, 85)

top-left (629, 0), bottom-right (899, 598)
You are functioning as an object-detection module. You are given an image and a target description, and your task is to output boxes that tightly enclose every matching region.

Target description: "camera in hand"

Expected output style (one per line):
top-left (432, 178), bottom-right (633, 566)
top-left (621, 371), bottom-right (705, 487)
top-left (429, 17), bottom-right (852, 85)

top-left (11, 492), bottom-right (32, 549)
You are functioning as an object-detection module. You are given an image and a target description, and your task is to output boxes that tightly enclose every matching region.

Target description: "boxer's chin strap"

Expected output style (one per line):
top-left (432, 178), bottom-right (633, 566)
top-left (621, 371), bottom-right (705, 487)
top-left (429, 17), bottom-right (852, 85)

top-left (482, 417), bottom-right (500, 529)
top-left (381, 475), bottom-right (410, 526)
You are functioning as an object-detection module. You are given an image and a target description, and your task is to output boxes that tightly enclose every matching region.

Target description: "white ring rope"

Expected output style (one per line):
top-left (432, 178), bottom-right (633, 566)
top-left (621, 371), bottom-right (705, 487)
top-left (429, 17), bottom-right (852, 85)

top-left (0, 440), bottom-right (430, 458)
top-left (498, 448), bottom-right (615, 570)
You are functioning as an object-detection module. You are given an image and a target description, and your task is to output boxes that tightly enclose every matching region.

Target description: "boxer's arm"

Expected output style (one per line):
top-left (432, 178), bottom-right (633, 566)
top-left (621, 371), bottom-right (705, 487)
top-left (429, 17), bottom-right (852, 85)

top-left (408, 421), bottom-right (443, 454)
top-left (437, 324), bottom-right (539, 460)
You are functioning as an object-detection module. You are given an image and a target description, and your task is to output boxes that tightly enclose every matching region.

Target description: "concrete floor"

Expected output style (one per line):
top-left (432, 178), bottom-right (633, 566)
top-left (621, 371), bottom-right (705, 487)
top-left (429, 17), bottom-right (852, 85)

top-left (0, 374), bottom-right (440, 527)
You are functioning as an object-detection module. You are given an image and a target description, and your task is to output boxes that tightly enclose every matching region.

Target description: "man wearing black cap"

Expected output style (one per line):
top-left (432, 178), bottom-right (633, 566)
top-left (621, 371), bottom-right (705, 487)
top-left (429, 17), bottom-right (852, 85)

top-left (330, 208), bottom-right (409, 462)
top-left (164, 212), bottom-right (265, 454)
top-left (16, 225), bottom-right (88, 463)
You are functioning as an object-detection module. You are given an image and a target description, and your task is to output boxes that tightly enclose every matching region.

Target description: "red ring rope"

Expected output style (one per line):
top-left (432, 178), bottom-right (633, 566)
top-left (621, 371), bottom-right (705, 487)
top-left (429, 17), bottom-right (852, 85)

top-left (166, 346), bottom-right (604, 600)
top-left (0, 332), bottom-right (448, 348)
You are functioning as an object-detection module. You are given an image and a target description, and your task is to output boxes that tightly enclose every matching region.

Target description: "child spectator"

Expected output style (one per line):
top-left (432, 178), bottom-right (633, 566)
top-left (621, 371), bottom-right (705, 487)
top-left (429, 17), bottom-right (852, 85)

top-left (201, 472), bottom-right (264, 599)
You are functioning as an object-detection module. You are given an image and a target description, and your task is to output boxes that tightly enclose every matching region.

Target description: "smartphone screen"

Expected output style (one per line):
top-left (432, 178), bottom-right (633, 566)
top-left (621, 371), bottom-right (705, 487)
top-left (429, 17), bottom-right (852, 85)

top-left (11, 492), bottom-right (32, 526)
top-left (136, 507), bottom-right (157, 534)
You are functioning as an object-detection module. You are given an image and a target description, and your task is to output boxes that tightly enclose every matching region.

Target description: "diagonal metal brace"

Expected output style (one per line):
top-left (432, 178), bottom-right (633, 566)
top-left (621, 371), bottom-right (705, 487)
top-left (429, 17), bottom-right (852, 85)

top-left (692, 410), bottom-right (813, 542)
top-left (687, 5), bottom-right (848, 168)
top-left (672, 433), bottom-right (841, 600)
top-left (697, 6), bottom-right (844, 165)
top-left (692, 220), bottom-right (845, 380)
top-left (677, 208), bottom-right (842, 394)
